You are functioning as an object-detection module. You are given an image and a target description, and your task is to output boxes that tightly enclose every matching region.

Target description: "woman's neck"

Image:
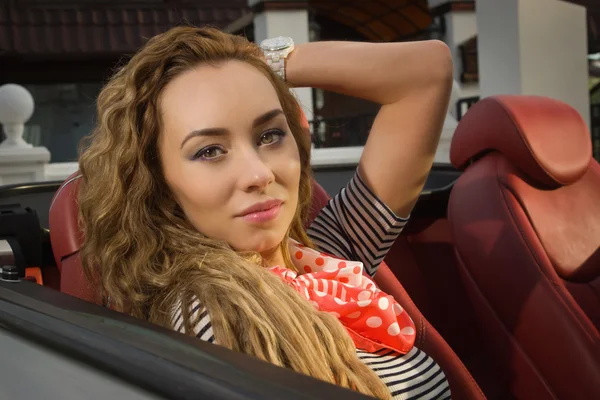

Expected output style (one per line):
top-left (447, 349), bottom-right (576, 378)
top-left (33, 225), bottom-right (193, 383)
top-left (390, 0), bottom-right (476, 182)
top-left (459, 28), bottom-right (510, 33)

top-left (260, 243), bottom-right (287, 268)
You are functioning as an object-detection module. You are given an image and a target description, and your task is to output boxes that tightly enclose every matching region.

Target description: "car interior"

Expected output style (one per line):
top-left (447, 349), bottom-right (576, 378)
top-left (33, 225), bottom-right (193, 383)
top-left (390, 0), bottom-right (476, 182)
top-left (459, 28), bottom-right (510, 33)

top-left (0, 95), bottom-right (599, 400)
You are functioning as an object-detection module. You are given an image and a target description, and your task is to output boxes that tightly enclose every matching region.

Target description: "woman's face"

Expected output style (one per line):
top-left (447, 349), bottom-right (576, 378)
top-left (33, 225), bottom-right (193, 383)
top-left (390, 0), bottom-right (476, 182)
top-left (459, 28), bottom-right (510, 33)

top-left (158, 60), bottom-right (301, 257)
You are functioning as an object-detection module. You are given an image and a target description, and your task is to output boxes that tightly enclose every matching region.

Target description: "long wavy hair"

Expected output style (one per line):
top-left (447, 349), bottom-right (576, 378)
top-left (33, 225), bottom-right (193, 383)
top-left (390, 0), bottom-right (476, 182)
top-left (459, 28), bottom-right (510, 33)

top-left (78, 26), bottom-right (391, 399)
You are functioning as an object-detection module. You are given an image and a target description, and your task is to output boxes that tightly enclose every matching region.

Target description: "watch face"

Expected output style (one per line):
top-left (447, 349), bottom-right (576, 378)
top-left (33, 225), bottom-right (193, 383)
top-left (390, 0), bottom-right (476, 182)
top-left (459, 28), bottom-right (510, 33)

top-left (261, 36), bottom-right (293, 51)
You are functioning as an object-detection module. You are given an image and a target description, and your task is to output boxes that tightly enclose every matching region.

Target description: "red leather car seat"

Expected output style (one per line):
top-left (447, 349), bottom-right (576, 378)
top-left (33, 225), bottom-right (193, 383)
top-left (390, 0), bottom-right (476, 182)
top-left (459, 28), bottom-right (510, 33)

top-left (448, 95), bottom-right (600, 399)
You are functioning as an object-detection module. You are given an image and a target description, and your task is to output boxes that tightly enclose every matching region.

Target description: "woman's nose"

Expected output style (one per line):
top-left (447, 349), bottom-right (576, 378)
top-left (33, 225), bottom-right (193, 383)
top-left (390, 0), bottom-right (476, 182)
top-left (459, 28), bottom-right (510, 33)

top-left (237, 150), bottom-right (275, 192)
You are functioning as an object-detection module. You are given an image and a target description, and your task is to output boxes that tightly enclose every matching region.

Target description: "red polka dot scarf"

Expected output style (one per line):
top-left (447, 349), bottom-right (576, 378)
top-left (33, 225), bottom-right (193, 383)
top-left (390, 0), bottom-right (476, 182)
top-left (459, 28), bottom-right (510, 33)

top-left (268, 240), bottom-right (416, 354)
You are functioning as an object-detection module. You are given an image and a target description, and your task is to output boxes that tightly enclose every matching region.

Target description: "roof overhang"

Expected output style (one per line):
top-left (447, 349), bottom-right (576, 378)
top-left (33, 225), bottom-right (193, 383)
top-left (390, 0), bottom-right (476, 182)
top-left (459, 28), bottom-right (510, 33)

top-left (0, 0), bottom-right (250, 58)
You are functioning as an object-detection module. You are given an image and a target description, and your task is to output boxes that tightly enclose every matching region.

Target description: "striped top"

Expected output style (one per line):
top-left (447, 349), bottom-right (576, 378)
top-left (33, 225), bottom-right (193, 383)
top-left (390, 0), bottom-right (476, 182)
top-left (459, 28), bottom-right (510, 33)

top-left (172, 171), bottom-right (451, 399)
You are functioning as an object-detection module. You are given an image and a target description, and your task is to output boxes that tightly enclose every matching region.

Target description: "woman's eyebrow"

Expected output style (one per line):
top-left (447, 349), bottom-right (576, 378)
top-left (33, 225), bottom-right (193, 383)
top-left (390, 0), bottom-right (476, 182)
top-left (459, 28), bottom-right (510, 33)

top-left (180, 109), bottom-right (284, 149)
top-left (251, 108), bottom-right (284, 128)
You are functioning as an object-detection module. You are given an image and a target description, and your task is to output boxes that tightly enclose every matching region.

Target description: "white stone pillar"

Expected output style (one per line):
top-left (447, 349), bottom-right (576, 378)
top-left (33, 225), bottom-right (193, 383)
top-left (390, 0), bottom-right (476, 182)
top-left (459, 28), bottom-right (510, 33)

top-left (477, 0), bottom-right (590, 127)
top-left (427, 2), bottom-right (472, 162)
top-left (249, 0), bottom-right (314, 121)
top-left (0, 84), bottom-right (51, 185)
top-left (428, 1), bottom-right (479, 101)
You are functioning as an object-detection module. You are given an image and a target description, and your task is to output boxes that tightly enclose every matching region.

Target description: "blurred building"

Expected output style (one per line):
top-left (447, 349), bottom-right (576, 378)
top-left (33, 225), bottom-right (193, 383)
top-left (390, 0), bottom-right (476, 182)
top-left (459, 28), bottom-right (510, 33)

top-left (1, 0), bottom-right (252, 161)
top-left (0, 0), bottom-right (598, 166)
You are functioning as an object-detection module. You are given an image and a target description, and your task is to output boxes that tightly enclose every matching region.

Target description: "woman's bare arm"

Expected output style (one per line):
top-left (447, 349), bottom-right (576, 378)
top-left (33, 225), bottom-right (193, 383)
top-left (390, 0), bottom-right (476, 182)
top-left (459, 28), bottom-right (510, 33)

top-left (286, 40), bottom-right (453, 218)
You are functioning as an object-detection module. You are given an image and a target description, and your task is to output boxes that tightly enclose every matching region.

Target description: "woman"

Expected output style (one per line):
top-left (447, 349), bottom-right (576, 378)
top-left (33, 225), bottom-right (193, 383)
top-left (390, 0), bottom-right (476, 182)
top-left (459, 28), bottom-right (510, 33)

top-left (78, 26), bottom-right (453, 399)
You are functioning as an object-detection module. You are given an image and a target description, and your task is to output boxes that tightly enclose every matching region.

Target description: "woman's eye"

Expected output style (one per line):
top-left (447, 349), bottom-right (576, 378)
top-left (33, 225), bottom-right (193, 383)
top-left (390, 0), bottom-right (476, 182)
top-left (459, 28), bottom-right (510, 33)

top-left (194, 146), bottom-right (225, 161)
top-left (259, 129), bottom-right (285, 146)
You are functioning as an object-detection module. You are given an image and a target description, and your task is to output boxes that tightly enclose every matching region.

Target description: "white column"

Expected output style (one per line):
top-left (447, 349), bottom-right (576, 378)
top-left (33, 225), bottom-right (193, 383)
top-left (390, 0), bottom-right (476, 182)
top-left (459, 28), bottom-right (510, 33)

top-left (428, 2), bottom-right (473, 163)
top-left (249, 1), bottom-right (314, 121)
top-left (428, 1), bottom-right (479, 100)
top-left (477, 0), bottom-right (590, 127)
top-left (445, 11), bottom-right (478, 99)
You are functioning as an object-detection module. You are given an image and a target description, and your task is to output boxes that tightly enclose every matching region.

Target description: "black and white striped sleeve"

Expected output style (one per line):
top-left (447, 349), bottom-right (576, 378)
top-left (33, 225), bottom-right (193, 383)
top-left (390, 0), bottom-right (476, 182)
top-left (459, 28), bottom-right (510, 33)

top-left (307, 171), bottom-right (409, 277)
top-left (170, 298), bottom-right (216, 343)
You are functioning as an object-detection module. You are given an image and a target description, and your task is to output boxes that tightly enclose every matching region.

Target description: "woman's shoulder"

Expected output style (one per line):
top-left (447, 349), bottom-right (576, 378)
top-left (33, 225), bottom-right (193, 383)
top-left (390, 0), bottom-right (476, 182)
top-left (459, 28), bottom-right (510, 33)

top-left (310, 171), bottom-right (408, 228)
top-left (307, 170), bottom-right (409, 276)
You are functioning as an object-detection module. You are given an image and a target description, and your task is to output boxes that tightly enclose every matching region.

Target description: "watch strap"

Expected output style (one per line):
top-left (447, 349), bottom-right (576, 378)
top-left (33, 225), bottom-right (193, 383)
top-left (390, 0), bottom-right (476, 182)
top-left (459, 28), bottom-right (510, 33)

top-left (265, 51), bottom-right (287, 80)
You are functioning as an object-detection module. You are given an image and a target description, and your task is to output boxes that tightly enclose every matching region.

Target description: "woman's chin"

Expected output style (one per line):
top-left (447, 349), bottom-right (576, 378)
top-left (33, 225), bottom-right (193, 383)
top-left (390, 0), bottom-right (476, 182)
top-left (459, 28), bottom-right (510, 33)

top-left (233, 233), bottom-right (285, 256)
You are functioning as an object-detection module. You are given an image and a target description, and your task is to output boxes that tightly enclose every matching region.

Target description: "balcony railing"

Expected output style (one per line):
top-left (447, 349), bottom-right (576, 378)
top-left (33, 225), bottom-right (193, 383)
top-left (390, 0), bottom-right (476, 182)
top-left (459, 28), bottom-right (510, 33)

top-left (456, 96), bottom-right (480, 121)
top-left (309, 114), bottom-right (376, 149)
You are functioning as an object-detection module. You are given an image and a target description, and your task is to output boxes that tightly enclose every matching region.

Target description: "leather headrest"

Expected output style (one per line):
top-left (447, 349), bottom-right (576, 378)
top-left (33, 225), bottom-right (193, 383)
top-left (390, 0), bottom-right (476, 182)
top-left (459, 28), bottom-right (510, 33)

top-left (450, 95), bottom-right (592, 186)
top-left (49, 172), bottom-right (83, 272)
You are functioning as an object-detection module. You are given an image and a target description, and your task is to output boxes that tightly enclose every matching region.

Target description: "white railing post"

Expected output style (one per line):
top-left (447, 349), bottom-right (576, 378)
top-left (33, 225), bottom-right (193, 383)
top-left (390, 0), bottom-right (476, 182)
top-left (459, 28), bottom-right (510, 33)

top-left (0, 84), bottom-right (34, 148)
top-left (0, 84), bottom-right (50, 185)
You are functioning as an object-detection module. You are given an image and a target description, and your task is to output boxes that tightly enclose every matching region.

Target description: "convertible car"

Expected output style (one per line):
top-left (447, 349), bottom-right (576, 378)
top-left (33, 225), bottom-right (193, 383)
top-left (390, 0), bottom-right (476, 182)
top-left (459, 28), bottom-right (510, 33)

top-left (0, 95), bottom-right (598, 400)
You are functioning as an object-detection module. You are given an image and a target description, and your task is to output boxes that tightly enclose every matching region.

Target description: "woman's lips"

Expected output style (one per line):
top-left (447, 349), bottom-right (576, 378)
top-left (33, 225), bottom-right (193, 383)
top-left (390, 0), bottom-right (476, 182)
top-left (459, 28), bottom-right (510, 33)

top-left (241, 203), bottom-right (282, 223)
top-left (238, 200), bottom-right (283, 223)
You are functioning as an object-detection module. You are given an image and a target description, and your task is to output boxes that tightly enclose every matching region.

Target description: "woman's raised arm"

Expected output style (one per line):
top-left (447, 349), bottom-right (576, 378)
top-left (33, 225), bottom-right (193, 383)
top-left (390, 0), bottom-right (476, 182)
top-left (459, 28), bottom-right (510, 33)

top-left (286, 40), bottom-right (453, 218)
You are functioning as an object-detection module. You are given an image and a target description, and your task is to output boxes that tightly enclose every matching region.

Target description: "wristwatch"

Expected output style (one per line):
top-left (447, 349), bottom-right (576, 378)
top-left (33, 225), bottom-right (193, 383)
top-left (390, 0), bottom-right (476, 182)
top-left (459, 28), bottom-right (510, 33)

top-left (260, 36), bottom-right (295, 81)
